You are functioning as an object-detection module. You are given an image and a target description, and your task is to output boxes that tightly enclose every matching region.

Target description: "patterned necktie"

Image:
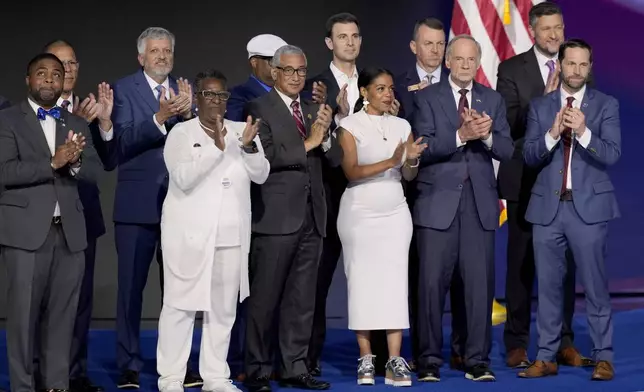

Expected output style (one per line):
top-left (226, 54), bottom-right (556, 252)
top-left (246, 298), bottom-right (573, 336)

top-left (290, 100), bottom-right (307, 138)
top-left (546, 60), bottom-right (555, 84)
top-left (560, 96), bottom-right (575, 193)
top-left (155, 85), bottom-right (164, 100)
top-left (60, 100), bottom-right (71, 111)
top-left (457, 89), bottom-right (469, 127)
top-left (37, 107), bottom-right (61, 121)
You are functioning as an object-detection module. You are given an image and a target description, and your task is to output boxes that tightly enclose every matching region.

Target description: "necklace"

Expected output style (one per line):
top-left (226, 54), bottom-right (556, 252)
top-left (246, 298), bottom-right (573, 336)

top-left (364, 111), bottom-right (389, 141)
top-left (198, 118), bottom-right (225, 135)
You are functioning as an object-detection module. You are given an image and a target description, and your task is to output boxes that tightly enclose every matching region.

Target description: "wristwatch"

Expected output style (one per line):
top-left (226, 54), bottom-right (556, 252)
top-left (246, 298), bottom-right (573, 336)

top-left (241, 141), bottom-right (258, 154)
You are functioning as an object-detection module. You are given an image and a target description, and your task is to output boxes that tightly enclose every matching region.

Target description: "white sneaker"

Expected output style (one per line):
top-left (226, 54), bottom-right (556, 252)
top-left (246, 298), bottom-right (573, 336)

top-left (160, 380), bottom-right (184, 392)
top-left (205, 380), bottom-right (242, 392)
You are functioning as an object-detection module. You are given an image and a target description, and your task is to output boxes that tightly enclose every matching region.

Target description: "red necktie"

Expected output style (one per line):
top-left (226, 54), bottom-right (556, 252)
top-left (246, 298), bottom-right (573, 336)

top-left (457, 89), bottom-right (469, 127)
top-left (291, 101), bottom-right (307, 138)
top-left (560, 96), bottom-right (575, 194)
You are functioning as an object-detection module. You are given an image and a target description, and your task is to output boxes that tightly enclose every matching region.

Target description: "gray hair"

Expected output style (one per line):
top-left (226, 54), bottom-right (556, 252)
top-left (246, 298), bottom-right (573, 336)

top-left (270, 45), bottom-right (307, 67)
top-left (445, 34), bottom-right (482, 61)
top-left (137, 27), bottom-right (175, 54)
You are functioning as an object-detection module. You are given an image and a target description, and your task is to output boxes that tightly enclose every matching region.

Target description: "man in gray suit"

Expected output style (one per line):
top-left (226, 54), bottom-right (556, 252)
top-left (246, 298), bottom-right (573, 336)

top-left (0, 53), bottom-right (100, 392)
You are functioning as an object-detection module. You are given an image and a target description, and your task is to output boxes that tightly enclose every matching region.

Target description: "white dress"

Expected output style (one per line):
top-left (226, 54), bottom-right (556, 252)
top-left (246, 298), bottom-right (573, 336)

top-left (337, 110), bottom-right (413, 330)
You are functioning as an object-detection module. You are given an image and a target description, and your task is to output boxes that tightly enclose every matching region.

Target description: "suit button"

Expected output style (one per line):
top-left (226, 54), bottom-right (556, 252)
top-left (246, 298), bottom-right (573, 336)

top-left (555, 190), bottom-right (559, 195)
top-left (305, 185), bottom-right (310, 190)
top-left (559, 169), bottom-right (563, 174)
top-left (458, 184), bottom-right (463, 189)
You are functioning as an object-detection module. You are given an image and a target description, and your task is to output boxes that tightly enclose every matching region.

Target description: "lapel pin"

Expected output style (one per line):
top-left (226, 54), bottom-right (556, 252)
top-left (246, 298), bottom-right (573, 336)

top-left (475, 99), bottom-right (482, 103)
top-left (582, 102), bottom-right (588, 108)
top-left (307, 113), bottom-right (312, 119)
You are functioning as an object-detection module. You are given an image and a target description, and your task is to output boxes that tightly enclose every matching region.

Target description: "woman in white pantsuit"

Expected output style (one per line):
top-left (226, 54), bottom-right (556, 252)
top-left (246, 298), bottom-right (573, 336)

top-left (157, 70), bottom-right (269, 392)
top-left (337, 67), bottom-right (427, 387)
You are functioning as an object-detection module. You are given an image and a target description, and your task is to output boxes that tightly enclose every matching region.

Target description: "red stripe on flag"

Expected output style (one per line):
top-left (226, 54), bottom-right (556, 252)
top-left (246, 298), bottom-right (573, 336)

top-left (475, 68), bottom-right (491, 87)
top-left (475, 0), bottom-right (516, 61)
top-left (451, 1), bottom-right (472, 35)
top-left (515, 0), bottom-right (535, 42)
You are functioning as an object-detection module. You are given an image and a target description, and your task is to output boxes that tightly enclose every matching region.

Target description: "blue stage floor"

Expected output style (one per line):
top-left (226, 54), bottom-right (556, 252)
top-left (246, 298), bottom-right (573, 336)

top-left (1, 308), bottom-right (644, 391)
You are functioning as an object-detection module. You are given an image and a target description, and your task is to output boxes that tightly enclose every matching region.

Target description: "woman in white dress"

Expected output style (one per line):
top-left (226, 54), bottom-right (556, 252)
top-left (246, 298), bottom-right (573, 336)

top-left (157, 70), bottom-right (270, 392)
top-left (337, 67), bottom-right (427, 387)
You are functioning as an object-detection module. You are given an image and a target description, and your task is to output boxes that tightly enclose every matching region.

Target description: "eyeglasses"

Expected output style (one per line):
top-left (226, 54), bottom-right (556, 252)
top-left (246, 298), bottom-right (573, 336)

top-left (276, 66), bottom-right (307, 77)
top-left (197, 90), bottom-right (231, 101)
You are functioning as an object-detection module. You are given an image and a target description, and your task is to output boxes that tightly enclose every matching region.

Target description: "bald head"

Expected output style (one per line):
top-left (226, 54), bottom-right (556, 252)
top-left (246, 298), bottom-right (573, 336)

top-left (43, 40), bottom-right (78, 97)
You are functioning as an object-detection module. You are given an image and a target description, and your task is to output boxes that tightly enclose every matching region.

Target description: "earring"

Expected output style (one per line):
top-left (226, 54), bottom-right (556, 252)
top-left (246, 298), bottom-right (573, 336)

top-left (362, 96), bottom-right (370, 110)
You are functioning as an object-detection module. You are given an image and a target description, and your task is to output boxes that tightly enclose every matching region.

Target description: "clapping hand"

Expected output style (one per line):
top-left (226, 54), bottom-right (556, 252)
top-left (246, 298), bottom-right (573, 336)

top-left (544, 61), bottom-right (561, 95)
top-left (388, 99), bottom-right (401, 116)
top-left (549, 106), bottom-right (566, 139)
top-left (52, 130), bottom-right (85, 169)
top-left (311, 81), bottom-right (328, 104)
top-left (96, 82), bottom-right (114, 130)
top-left (336, 83), bottom-right (350, 118)
top-left (563, 107), bottom-right (586, 137)
top-left (314, 104), bottom-right (333, 132)
top-left (176, 78), bottom-right (193, 118)
top-left (458, 109), bottom-right (492, 142)
top-left (405, 137), bottom-right (428, 160)
top-left (390, 140), bottom-right (406, 167)
top-left (241, 115), bottom-right (261, 146)
top-left (73, 94), bottom-right (100, 123)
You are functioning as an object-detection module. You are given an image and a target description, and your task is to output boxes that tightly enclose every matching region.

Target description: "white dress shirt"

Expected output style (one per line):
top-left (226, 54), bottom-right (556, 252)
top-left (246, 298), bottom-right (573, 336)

top-left (544, 85), bottom-right (592, 190)
top-left (416, 64), bottom-right (442, 85)
top-left (534, 46), bottom-right (558, 86)
top-left (57, 94), bottom-right (114, 141)
top-left (330, 61), bottom-right (359, 124)
top-left (451, 77), bottom-right (493, 148)
top-left (143, 71), bottom-right (171, 135)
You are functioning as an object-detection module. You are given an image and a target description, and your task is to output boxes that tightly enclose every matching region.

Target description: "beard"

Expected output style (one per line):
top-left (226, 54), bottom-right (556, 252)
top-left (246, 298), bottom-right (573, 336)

top-left (31, 87), bottom-right (61, 107)
top-left (147, 64), bottom-right (172, 80)
top-left (563, 74), bottom-right (587, 91)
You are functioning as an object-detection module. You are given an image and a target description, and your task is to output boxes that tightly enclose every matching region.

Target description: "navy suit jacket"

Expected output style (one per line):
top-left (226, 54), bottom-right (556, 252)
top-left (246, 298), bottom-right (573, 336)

top-left (112, 69), bottom-right (183, 224)
top-left (395, 65), bottom-right (449, 124)
top-left (0, 96), bottom-right (10, 111)
top-left (225, 76), bottom-right (271, 122)
top-left (523, 88), bottom-right (621, 226)
top-left (412, 79), bottom-right (514, 231)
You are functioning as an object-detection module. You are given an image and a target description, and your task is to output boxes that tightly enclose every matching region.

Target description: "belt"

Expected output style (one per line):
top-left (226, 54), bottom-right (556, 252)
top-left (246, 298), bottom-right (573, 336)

top-left (52, 216), bottom-right (62, 224)
top-left (560, 190), bottom-right (573, 201)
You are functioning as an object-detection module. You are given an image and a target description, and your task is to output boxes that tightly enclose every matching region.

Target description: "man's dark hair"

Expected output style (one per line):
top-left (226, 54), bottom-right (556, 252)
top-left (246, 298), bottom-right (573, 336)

top-left (26, 53), bottom-right (64, 76)
top-left (558, 38), bottom-right (593, 64)
top-left (42, 39), bottom-right (74, 52)
top-left (325, 12), bottom-right (360, 38)
top-left (194, 69), bottom-right (228, 91)
top-left (413, 18), bottom-right (444, 41)
top-left (529, 1), bottom-right (563, 28)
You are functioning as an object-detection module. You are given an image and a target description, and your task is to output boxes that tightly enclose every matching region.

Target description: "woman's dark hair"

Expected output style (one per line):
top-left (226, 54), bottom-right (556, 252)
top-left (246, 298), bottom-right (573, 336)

top-left (194, 69), bottom-right (228, 91)
top-left (353, 67), bottom-right (395, 113)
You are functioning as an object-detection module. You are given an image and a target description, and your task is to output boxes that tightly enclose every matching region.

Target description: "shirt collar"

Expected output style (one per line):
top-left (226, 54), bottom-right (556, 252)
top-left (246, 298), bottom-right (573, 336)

top-left (448, 75), bottom-right (473, 94)
top-left (27, 98), bottom-right (42, 115)
top-left (57, 93), bottom-right (74, 112)
top-left (143, 71), bottom-right (169, 93)
top-left (330, 61), bottom-right (358, 80)
top-left (416, 64), bottom-right (442, 83)
top-left (251, 75), bottom-right (272, 92)
top-left (274, 87), bottom-right (300, 108)
top-left (560, 84), bottom-right (586, 105)
top-left (533, 46), bottom-right (558, 67)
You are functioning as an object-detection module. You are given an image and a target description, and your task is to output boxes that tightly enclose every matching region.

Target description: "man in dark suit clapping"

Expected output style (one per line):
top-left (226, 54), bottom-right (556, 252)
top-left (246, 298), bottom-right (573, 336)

top-left (243, 44), bottom-right (342, 392)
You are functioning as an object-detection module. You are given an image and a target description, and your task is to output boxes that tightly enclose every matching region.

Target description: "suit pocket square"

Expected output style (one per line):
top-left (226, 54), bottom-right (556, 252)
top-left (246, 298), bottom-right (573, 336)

top-left (193, 143), bottom-right (201, 148)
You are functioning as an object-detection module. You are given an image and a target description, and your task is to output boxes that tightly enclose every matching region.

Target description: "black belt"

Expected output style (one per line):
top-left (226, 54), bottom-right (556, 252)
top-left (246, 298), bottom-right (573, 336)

top-left (560, 190), bottom-right (573, 201)
top-left (52, 216), bottom-right (62, 224)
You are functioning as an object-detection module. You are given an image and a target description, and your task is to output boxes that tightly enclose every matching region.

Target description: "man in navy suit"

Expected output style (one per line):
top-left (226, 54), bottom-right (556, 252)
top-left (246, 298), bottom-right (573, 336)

top-left (225, 34), bottom-right (288, 122)
top-left (412, 34), bottom-right (513, 383)
top-left (111, 26), bottom-right (201, 389)
top-left (519, 39), bottom-right (619, 381)
top-left (394, 18), bottom-right (467, 372)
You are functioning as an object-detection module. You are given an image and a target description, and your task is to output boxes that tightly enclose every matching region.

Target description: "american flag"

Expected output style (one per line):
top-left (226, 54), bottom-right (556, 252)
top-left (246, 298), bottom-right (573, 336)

top-left (450, 0), bottom-right (545, 227)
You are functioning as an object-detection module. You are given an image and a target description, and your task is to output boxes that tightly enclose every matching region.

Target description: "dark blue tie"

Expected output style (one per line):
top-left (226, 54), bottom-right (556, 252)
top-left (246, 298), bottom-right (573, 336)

top-left (37, 107), bottom-right (61, 121)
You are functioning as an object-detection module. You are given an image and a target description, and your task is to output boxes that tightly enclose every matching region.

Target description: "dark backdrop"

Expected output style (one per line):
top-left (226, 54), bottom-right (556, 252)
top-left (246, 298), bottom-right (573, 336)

top-left (0, 0), bottom-right (642, 323)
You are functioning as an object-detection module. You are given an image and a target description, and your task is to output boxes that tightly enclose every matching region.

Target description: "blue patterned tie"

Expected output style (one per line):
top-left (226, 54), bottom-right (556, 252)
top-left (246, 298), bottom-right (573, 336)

top-left (155, 85), bottom-right (164, 100)
top-left (37, 107), bottom-right (61, 121)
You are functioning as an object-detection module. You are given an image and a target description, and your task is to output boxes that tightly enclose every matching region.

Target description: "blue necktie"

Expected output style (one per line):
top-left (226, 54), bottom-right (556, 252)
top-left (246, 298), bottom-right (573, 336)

top-left (155, 85), bottom-right (164, 100)
top-left (37, 107), bottom-right (61, 121)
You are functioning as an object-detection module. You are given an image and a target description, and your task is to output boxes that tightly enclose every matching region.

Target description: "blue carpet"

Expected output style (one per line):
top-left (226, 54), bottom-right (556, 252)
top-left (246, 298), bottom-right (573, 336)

top-left (1, 309), bottom-right (644, 391)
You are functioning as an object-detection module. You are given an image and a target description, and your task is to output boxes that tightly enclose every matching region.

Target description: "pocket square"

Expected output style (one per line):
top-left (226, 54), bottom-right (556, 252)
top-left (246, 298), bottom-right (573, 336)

top-left (193, 143), bottom-right (201, 147)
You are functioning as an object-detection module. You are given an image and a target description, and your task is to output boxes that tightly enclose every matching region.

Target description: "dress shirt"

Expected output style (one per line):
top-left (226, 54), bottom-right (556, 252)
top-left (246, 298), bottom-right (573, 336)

top-left (57, 94), bottom-right (114, 141)
top-left (28, 99), bottom-right (81, 217)
top-left (251, 75), bottom-right (272, 92)
top-left (143, 71), bottom-right (171, 135)
top-left (544, 85), bottom-right (592, 190)
top-left (534, 46), bottom-right (558, 86)
top-left (330, 61), bottom-right (359, 124)
top-left (451, 77), bottom-right (493, 149)
top-left (416, 64), bottom-right (442, 85)
top-left (275, 88), bottom-right (332, 152)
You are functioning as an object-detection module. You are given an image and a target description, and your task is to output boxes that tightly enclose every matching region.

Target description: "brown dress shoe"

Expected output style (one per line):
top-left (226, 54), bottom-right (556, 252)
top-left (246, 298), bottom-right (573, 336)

top-left (591, 361), bottom-right (614, 381)
top-left (518, 360), bottom-right (558, 378)
top-left (557, 347), bottom-right (595, 367)
top-left (506, 348), bottom-right (530, 368)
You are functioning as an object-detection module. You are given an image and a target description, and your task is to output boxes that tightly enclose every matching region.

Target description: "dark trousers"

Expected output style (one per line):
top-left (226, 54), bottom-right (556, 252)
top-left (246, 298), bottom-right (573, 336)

top-left (306, 218), bottom-right (342, 368)
top-left (5, 224), bottom-right (85, 392)
top-left (417, 182), bottom-right (495, 369)
top-left (503, 200), bottom-right (576, 352)
top-left (533, 201), bottom-right (613, 362)
top-left (69, 238), bottom-right (98, 379)
top-left (245, 204), bottom-right (323, 379)
top-left (114, 223), bottom-right (164, 372)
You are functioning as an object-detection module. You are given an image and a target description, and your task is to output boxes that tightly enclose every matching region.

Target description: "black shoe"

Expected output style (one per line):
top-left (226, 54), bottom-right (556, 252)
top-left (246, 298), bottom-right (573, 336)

top-left (183, 370), bottom-right (203, 388)
top-left (70, 377), bottom-right (104, 392)
top-left (117, 370), bottom-right (140, 389)
top-left (278, 374), bottom-right (330, 390)
top-left (41, 390), bottom-right (70, 392)
top-left (418, 364), bottom-right (441, 382)
top-left (465, 364), bottom-right (496, 382)
top-left (244, 375), bottom-right (271, 392)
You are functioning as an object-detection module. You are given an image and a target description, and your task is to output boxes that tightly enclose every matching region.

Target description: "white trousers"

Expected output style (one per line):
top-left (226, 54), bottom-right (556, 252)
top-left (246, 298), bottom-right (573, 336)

top-left (157, 246), bottom-right (241, 391)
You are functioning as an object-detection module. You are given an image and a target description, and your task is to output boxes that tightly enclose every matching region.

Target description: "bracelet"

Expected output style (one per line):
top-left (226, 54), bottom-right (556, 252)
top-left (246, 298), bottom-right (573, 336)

top-left (404, 158), bottom-right (420, 168)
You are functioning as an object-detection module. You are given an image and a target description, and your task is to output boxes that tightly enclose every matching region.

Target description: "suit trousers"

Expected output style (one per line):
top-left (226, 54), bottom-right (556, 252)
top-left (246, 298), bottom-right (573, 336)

top-left (533, 201), bottom-right (613, 363)
top-left (157, 246), bottom-right (241, 391)
top-left (115, 223), bottom-right (164, 372)
top-left (70, 237), bottom-right (98, 379)
top-left (504, 201), bottom-right (577, 352)
top-left (416, 181), bottom-right (495, 369)
top-left (4, 223), bottom-right (85, 392)
top-left (245, 202), bottom-right (323, 379)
